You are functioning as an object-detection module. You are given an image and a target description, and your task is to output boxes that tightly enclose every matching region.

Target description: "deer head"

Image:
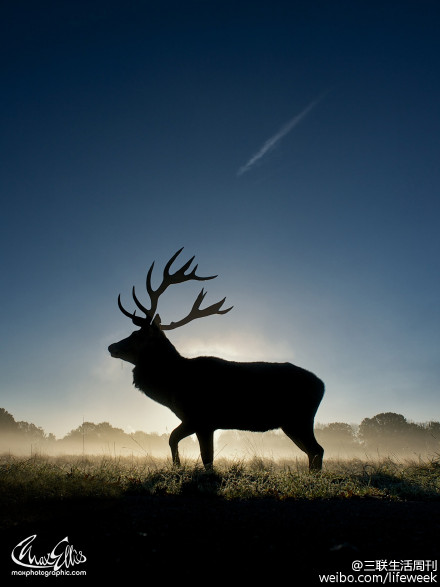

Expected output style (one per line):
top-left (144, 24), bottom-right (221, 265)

top-left (108, 248), bottom-right (233, 364)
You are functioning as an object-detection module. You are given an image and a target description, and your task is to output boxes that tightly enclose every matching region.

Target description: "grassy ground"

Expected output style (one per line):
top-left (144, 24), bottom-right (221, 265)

top-left (1, 455), bottom-right (439, 583)
top-left (1, 453), bottom-right (439, 505)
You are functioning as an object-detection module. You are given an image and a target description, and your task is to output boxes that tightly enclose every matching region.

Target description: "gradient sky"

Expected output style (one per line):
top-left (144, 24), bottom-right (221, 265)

top-left (1, 0), bottom-right (439, 440)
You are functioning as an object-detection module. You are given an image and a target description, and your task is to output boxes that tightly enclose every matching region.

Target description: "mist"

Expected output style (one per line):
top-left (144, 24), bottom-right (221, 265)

top-left (1, 408), bottom-right (438, 462)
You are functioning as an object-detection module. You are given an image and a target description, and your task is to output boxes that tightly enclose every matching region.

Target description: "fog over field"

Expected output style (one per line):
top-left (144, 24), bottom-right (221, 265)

top-left (1, 408), bottom-right (438, 462)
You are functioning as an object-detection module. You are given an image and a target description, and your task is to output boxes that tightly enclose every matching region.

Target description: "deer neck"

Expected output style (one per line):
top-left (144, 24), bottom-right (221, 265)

top-left (132, 336), bottom-right (185, 407)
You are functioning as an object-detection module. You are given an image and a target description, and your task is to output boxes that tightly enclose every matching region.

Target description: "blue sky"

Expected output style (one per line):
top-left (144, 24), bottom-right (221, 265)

top-left (1, 0), bottom-right (439, 439)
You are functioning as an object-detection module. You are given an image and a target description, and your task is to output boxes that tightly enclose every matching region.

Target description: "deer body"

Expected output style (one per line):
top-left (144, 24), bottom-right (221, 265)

top-left (109, 249), bottom-right (324, 470)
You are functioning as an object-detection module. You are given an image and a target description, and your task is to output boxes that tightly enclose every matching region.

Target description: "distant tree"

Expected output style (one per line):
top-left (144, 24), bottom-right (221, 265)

top-left (358, 413), bottom-right (415, 452)
top-left (63, 422), bottom-right (126, 443)
top-left (426, 421), bottom-right (440, 439)
top-left (0, 408), bottom-right (18, 432)
top-left (325, 422), bottom-right (356, 439)
top-left (317, 422), bottom-right (357, 442)
top-left (129, 430), bottom-right (169, 454)
top-left (359, 412), bottom-right (406, 437)
top-left (315, 422), bottom-right (359, 454)
top-left (416, 421), bottom-right (440, 453)
top-left (16, 421), bottom-right (46, 440)
top-left (0, 409), bottom-right (49, 440)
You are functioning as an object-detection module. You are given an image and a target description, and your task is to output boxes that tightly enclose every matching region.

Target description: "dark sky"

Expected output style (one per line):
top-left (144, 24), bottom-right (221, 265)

top-left (1, 0), bottom-right (439, 437)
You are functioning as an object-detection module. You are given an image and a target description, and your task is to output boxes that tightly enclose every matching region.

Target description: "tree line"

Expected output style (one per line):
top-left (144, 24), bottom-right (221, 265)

top-left (0, 408), bottom-right (439, 458)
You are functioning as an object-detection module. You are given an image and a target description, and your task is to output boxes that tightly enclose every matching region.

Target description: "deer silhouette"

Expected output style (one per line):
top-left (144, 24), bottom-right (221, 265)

top-left (108, 248), bottom-right (324, 470)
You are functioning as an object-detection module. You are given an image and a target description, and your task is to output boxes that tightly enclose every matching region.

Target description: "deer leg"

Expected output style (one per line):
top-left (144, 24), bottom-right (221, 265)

top-left (282, 423), bottom-right (324, 471)
top-left (169, 422), bottom-right (195, 466)
top-left (196, 430), bottom-right (214, 470)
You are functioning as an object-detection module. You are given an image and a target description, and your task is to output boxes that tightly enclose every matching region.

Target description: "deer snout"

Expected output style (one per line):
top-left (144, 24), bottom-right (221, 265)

top-left (108, 341), bottom-right (137, 364)
top-left (108, 343), bottom-right (119, 358)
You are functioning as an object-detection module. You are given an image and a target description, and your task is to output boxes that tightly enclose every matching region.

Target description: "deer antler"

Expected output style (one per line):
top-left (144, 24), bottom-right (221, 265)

top-left (142, 247), bottom-right (217, 318)
top-left (161, 288), bottom-right (233, 330)
top-left (118, 248), bottom-right (232, 328)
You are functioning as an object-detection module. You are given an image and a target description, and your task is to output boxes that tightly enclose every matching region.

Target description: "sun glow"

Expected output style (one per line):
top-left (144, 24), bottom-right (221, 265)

top-left (175, 330), bottom-right (297, 363)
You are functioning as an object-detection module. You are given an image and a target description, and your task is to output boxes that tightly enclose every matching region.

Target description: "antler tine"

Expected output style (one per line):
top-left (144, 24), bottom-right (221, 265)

top-left (186, 262), bottom-right (217, 282)
top-left (145, 261), bottom-right (158, 317)
top-left (119, 249), bottom-right (230, 328)
top-left (132, 286), bottom-right (152, 317)
top-left (118, 294), bottom-right (148, 327)
top-left (118, 294), bottom-right (136, 319)
top-left (143, 252), bottom-right (181, 319)
top-left (145, 248), bottom-right (218, 321)
top-left (161, 288), bottom-right (233, 331)
top-left (163, 247), bottom-right (185, 276)
top-left (163, 248), bottom-right (217, 284)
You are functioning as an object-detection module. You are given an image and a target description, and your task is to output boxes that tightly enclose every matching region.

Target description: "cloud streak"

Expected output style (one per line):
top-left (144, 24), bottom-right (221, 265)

top-left (237, 95), bottom-right (322, 176)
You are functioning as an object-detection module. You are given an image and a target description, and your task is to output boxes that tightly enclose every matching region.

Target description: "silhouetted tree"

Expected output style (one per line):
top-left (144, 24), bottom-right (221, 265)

top-left (62, 422), bottom-right (127, 446)
top-left (358, 412), bottom-right (421, 453)
top-left (359, 412), bottom-right (406, 437)
top-left (0, 408), bottom-right (18, 432)
top-left (17, 421), bottom-right (46, 441)
top-left (316, 422), bottom-right (358, 450)
top-left (426, 421), bottom-right (440, 438)
top-left (1, 407), bottom-right (438, 458)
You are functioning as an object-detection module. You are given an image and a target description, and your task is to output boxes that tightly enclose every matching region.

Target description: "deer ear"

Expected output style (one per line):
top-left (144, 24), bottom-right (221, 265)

top-left (153, 314), bottom-right (162, 327)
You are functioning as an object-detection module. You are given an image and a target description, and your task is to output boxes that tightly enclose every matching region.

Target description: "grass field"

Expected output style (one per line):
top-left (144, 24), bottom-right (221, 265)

top-left (1, 453), bottom-right (440, 504)
top-left (1, 454), bottom-right (439, 582)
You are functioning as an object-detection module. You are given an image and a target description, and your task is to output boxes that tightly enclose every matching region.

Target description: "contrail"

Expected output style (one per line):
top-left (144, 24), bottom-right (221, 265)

top-left (237, 95), bottom-right (322, 177)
